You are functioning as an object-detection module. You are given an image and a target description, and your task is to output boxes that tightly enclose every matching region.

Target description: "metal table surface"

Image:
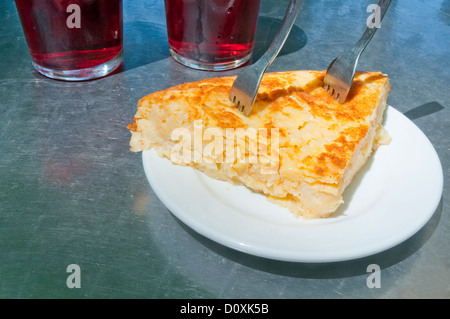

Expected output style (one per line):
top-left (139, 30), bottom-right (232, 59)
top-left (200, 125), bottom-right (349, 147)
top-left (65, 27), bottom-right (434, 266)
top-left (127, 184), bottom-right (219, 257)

top-left (0, 0), bottom-right (448, 299)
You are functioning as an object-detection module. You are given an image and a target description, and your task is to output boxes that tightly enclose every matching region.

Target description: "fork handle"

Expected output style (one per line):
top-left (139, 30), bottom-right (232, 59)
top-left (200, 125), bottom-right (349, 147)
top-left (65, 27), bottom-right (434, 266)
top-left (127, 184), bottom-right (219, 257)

top-left (353, 0), bottom-right (392, 56)
top-left (253, 0), bottom-right (304, 73)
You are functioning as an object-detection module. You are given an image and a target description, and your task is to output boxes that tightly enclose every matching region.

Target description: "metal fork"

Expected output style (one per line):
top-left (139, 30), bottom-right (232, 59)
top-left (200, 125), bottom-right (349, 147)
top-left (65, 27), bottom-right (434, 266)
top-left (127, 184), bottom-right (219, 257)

top-left (323, 0), bottom-right (392, 103)
top-left (229, 0), bottom-right (304, 116)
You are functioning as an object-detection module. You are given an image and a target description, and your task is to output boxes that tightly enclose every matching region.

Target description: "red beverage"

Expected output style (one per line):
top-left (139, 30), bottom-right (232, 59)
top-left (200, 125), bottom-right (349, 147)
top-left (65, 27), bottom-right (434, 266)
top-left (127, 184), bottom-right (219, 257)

top-left (164, 0), bottom-right (260, 70)
top-left (15, 0), bottom-right (123, 80)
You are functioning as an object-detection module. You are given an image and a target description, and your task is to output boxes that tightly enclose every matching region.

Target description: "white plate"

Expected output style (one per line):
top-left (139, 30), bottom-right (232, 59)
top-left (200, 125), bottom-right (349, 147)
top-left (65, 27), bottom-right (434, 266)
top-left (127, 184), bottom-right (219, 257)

top-left (142, 106), bottom-right (443, 262)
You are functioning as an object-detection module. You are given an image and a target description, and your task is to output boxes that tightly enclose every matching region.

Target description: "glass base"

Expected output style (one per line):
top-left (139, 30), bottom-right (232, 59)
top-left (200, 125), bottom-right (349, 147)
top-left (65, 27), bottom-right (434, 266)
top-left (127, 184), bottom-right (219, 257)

top-left (169, 48), bottom-right (252, 71)
top-left (32, 50), bottom-right (123, 81)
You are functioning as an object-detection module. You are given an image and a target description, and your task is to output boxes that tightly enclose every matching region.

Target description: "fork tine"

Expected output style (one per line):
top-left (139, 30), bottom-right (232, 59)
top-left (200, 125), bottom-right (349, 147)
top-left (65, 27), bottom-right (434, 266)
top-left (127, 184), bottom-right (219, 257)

top-left (229, 82), bottom-right (257, 116)
top-left (323, 0), bottom-right (392, 103)
top-left (229, 0), bottom-right (304, 116)
top-left (323, 67), bottom-right (352, 104)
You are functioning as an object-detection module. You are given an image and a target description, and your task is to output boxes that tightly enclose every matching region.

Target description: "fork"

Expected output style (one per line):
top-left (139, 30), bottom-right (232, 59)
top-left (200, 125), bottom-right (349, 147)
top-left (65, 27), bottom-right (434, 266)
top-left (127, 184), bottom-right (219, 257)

top-left (229, 0), bottom-right (304, 117)
top-left (323, 0), bottom-right (392, 103)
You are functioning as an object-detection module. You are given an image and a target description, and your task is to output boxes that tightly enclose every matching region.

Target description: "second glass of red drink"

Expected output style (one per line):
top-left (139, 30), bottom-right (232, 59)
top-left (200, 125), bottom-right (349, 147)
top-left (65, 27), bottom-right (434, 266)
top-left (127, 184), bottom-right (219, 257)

top-left (164, 0), bottom-right (261, 71)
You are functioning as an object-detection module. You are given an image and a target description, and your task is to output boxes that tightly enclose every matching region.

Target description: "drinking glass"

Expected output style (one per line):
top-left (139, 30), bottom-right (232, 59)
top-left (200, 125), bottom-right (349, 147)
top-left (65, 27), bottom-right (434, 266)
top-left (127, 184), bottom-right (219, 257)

top-left (15, 0), bottom-right (123, 81)
top-left (164, 0), bottom-right (261, 71)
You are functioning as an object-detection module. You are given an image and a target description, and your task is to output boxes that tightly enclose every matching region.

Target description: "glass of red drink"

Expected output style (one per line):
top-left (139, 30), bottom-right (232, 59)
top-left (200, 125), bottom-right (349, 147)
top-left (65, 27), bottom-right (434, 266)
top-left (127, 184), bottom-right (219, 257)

top-left (14, 0), bottom-right (123, 81)
top-left (164, 0), bottom-right (261, 71)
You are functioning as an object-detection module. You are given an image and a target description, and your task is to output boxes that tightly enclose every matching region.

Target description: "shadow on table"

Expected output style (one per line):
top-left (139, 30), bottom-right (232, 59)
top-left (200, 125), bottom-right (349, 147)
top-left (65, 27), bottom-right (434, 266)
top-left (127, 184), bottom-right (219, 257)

top-left (175, 197), bottom-right (443, 279)
top-left (403, 101), bottom-right (445, 120)
top-left (251, 16), bottom-right (308, 63)
top-left (120, 21), bottom-right (170, 72)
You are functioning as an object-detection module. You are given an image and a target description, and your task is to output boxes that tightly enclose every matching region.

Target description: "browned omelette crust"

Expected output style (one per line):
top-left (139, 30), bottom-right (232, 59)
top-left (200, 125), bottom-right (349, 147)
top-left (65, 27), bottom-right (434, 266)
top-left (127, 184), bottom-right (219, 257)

top-left (129, 70), bottom-right (389, 187)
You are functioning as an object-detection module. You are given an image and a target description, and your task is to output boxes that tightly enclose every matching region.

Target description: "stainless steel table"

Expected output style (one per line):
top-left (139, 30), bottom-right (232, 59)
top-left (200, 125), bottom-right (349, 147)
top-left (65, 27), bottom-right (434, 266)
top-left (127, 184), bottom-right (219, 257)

top-left (1, 0), bottom-right (448, 299)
